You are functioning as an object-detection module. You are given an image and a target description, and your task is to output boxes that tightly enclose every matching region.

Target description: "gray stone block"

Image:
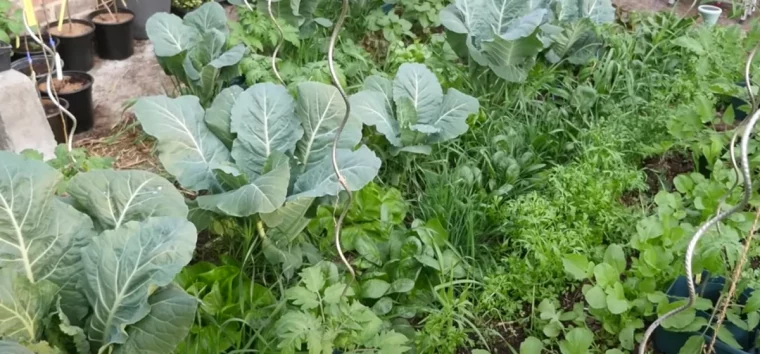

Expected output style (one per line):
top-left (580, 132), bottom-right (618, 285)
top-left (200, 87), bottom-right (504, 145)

top-left (0, 70), bottom-right (57, 158)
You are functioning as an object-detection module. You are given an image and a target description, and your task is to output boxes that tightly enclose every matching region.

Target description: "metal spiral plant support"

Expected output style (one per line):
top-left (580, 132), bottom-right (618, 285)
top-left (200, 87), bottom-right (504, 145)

top-left (327, 0), bottom-right (356, 295)
top-left (266, 0), bottom-right (285, 85)
top-left (21, 12), bottom-right (78, 156)
top-left (638, 47), bottom-right (760, 354)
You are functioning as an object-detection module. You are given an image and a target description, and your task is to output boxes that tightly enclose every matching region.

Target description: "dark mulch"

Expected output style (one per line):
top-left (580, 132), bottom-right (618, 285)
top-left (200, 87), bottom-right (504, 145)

top-left (643, 152), bottom-right (695, 196)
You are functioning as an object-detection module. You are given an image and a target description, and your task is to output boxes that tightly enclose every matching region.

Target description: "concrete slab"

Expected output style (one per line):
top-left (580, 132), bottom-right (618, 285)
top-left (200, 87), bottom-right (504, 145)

top-left (0, 70), bottom-right (57, 158)
top-left (87, 40), bottom-right (173, 131)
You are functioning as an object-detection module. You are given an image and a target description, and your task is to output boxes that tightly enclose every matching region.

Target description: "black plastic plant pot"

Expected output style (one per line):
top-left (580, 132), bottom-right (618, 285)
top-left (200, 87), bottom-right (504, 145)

top-left (89, 8), bottom-right (135, 60)
top-left (45, 20), bottom-right (96, 72)
top-left (0, 41), bottom-right (11, 72)
top-left (11, 55), bottom-right (55, 77)
top-left (11, 35), bottom-right (59, 62)
top-left (37, 71), bottom-right (95, 133)
top-left (654, 274), bottom-right (759, 354)
top-left (42, 97), bottom-right (71, 144)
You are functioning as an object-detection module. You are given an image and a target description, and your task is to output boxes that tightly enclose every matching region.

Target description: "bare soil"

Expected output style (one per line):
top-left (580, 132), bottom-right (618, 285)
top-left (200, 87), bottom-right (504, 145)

top-left (92, 12), bottom-right (134, 25)
top-left (38, 75), bottom-right (89, 94)
top-left (48, 22), bottom-right (93, 37)
top-left (643, 152), bottom-right (695, 195)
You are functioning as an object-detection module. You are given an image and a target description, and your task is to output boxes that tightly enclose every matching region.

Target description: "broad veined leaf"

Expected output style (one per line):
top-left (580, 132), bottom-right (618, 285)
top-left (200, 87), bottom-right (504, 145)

top-left (481, 32), bottom-right (543, 82)
top-left (0, 152), bottom-right (93, 322)
top-left (57, 300), bottom-right (90, 354)
top-left (205, 85), bottom-right (244, 149)
top-left (291, 146), bottom-right (382, 199)
top-left (362, 75), bottom-right (394, 111)
top-left (393, 64), bottom-right (443, 125)
top-left (295, 82), bottom-right (362, 169)
top-left (82, 217), bottom-right (197, 349)
top-left (114, 285), bottom-right (197, 354)
top-left (146, 13), bottom-right (199, 57)
top-left (184, 30), bottom-right (225, 76)
top-left (349, 91), bottom-right (401, 146)
top-left (67, 170), bottom-right (188, 230)
top-left (555, 0), bottom-right (615, 24)
top-left (427, 88), bottom-right (479, 142)
top-left (208, 45), bottom-right (247, 69)
top-left (196, 161), bottom-right (290, 217)
top-left (0, 340), bottom-right (38, 354)
top-left (261, 198), bottom-right (315, 243)
top-left (231, 83), bottom-right (303, 177)
top-left (0, 270), bottom-right (58, 342)
top-left (492, 3), bottom-right (545, 38)
top-left (183, 2), bottom-right (228, 34)
top-left (545, 20), bottom-right (601, 65)
top-left (134, 95), bottom-right (231, 192)
top-left (186, 199), bottom-right (215, 231)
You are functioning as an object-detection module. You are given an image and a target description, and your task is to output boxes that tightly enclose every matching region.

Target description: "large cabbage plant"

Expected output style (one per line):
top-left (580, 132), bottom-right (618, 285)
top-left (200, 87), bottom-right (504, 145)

top-left (0, 152), bottom-right (197, 353)
top-left (147, 2), bottom-right (246, 105)
top-left (134, 81), bottom-right (381, 276)
top-left (350, 63), bottom-right (479, 155)
top-left (440, 0), bottom-right (615, 82)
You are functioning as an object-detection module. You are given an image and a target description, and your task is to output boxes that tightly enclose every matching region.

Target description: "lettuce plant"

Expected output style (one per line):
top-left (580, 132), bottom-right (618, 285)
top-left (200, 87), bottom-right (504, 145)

top-left (0, 152), bottom-right (197, 354)
top-left (440, 0), bottom-right (615, 82)
top-left (350, 63), bottom-right (480, 155)
top-left (146, 2), bottom-right (246, 105)
top-left (134, 81), bottom-right (381, 276)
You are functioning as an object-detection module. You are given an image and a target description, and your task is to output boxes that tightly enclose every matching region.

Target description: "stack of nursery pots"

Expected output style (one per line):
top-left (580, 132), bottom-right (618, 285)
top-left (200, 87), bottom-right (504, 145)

top-left (41, 97), bottom-right (71, 144)
top-left (125, 0), bottom-right (171, 39)
top-left (37, 72), bottom-right (95, 133)
top-left (88, 7), bottom-right (136, 60)
top-left (46, 19), bottom-right (96, 72)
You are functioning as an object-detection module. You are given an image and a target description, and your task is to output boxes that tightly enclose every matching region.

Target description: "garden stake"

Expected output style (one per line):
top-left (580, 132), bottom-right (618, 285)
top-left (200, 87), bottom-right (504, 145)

top-left (266, 0), bottom-right (284, 85)
top-left (638, 66), bottom-right (759, 354)
top-left (22, 9), bottom-right (78, 157)
top-left (327, 0), bottom-right (355, 298)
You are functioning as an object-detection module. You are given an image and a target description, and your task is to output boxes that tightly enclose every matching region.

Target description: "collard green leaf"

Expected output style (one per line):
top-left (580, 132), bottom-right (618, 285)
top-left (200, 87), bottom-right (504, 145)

top-left (349, 91), bottom-right (401, 147)
top-left (205, 86), bottom-right (244, 149)
top-left (231, 83), bottom-right (303, 177)
top-left (196, 161), bottom-right (290, 217)
top-left (362, 75), bottom-right (394, 111)
top-left (427, 88), bottom-right (479, 142)
top-left (262, 198), bottom-right (315, 243)
top-left (208, 45), bottom-right (247, 69)
top-left (113, 285), bottom-right (197, 354)
top-left (67, 170), bottom-right (188, 230)
top-left (183, 2), bottom-right (228, 34)
top-left (57, 300), bottom-right (90, 354)
top-left (146, 13), bottom-right (199, 57)
top-left (0, 152), bottom-right (93, 322)
top-left (0, 340), bottom-right (36, 354)
top-left (555, 0), bottom-right (615, 24)
top-left (134, 95), bottom-right (231, 192)
top-left (295, 82), bottom-right (362, 169)
top-left (82, 217), bottom-right (197, 349)
top-left (186, 199), bottom-right (215, 231)
top-left (0, 270), bottom-right (58, 342)
top-left (481, 33), bottom-right (543, 82)
top-left (393, 64), bottom-right (443, 125)
top-left (291, 146), bottom-right (382, 199)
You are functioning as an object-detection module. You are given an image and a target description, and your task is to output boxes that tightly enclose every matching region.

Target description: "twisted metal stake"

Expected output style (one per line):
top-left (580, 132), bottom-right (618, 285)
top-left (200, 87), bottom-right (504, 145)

top-left (22, 13), bottom-right (78, 156)
top-left (638, 98), bottom-right (758, 354)
top-left (266, 0), bottom-right (285, 85)
top-left (327, 0), bottom-right (356, 296)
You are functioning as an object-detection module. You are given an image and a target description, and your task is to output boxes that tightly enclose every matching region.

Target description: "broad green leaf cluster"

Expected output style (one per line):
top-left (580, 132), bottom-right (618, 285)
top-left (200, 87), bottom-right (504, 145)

top-left (0, 152), bottom-right (196, 354)
top-left (147, 2), bottom-right (247, 105)
top-left (440, 0), bottom-right (613, 81)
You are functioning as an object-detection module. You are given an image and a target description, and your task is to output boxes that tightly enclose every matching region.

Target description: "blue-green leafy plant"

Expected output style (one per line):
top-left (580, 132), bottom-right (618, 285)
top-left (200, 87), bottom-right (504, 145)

top-left (350, 63), bottom-right (479, 155)
top-left (0, 152), bottom-right (197, 354)
top-left (439, 0), bottom-right (614, 81)
top-left (134, 81), bottom-right (382, 276)
top-left (146, 2), bottom-right (247, 105)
